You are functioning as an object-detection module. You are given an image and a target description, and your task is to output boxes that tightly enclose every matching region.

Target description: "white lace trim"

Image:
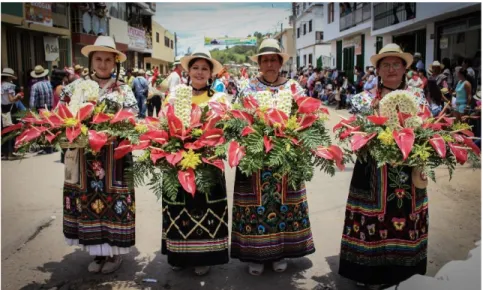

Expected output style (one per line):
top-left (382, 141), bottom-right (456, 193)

top-left (65, 238), bottom-right (131, 257)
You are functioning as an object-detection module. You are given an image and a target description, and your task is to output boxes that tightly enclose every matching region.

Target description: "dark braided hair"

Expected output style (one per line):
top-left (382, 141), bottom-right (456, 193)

top-left (187, 58), bottom-right (215, 97)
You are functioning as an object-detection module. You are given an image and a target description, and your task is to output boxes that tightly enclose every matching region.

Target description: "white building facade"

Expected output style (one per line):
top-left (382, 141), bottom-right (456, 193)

top-left (294, 2), bottom-right (331, 70)
top-left (319, 2), bottom-right (480, 82)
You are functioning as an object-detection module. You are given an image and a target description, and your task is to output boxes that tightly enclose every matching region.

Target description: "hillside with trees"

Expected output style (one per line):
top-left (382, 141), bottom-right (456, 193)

top-left (209, 31), bottom-right (271, 65)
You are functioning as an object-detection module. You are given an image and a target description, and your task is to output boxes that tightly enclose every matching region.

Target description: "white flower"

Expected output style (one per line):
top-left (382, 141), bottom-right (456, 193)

top-left (379, 90), bottom-right (419, 130)
top-left (255, 91), bottom-right (274, 109)
top-left (276, 89), bottom-right (293, 116)
top-left (68, 80), bottom-right (100, 115)
top-left (174, 84), bottom-right (192, 127)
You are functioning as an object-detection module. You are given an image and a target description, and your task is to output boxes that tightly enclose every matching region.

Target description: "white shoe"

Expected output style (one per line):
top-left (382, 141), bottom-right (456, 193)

top-left (87, 257), bottom-right (106, 273)
top-left (248, 263), bottom-right (264, 276)
top-left (272, 260), bottom-right (287, 272)
top-left (194, 266), bottom-right (210, 276)
top-left (101, 255), bottom-right (123, 274)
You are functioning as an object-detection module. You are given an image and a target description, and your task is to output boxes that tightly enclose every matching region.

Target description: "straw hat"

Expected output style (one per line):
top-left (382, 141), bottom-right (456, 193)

top-left (249, 38), bottom-right (290, 65)
top-left (370, 43), bottom-right (413, 69)
top-left (81, 68), bottom-right (89, 77)
top-left (1, 68), bottom-right (17, 79)
top-left (146, 70), bottom-right (153, 76)
top-left (414, 52), bottom-right (422, 58)
top-left (133, 68), bottom-right (139, 74)
top-left (81, 36), bottom-right (126, 63)
top-left (74, 64), bottom-right (83, 71)
top-left (138, 69), bottom-right (146, 75)
top-left (31, 65), bottom-right (49, 78)
top-left (474, 90), bottom-right (481, 101)
top-left (180, 48), bottom-right (223, 75)
top-left (173, 55), bottom-right (182, 65)
top-left (429, 60), bottom-right (444, 71)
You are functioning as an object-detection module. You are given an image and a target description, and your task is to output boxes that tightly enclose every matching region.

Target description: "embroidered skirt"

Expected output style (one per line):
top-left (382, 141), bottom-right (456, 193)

top-left (63, 144), bottom-right (135, 255)
top-left (338, 158), bottom-right (428, 285)
top-left (161, 172), bottom-right (229, 267)
top-left (231, 168), bottom-right (315, 263)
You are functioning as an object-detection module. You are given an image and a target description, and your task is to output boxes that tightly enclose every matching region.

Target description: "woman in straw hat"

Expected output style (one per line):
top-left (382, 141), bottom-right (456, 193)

top-left (60, 36), bottom-right (138, 274)
top-left (1, 68), bottom-right (22, 160)
top-left (231, 38), bottom-right (314, 276)
top-left (161, 48), bottom-right (229, 276)
top-left (338, 44), bottom-right (429, 289)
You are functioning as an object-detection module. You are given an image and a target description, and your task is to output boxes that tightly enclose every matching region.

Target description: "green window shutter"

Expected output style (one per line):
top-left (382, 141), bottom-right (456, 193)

top-left (336, 40), bottom-right (342, 70)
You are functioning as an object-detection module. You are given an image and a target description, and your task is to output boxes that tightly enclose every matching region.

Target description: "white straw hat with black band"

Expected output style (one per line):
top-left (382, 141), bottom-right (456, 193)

top-left (81, 36), bottom-right (127, 63)
top-left (370, 43), bottom-right (413, 69)
top-left (31, 65), bottom-right (49, 78)
top-left (250, 38), bottom-right (290, 65)
top-left (180, 49), bottom-right (223, 75)
top-left (1, 68), bottom-right (17, 79)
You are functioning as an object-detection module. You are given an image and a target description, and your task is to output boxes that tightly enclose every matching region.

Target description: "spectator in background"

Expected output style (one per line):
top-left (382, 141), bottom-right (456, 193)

top-left (51, 69), bottom-right (69, 109)
top-left (462, 58), bottom-right (477, 96)
top-left (429, 61), bottom-right (448, 89)
top-left (132, 69), bottom-right (149, 118)
top-left (407, 66), bottom-right (423, 89)
top-left (454, 68), bottom-right (472, 121)
top-left (442, 58), bottom-right (453, 89)
top-left (354, 66), bottom-right (364, 93)
top-left (1, 68), bottom-right (22, 160)
top-left (363, 67), bottom-right (377, 95)
top-left (425, 79), bottom-right (445, 117)
top-left (413, 52), bottom-right (424, 70)
top-left (418, 68), bottom-right (428, 90)
top-left (124, 69), bottom-right (135, 88)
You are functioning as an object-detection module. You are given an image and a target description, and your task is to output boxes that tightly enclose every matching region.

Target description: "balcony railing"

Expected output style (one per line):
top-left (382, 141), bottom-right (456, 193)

top-left (340, 3), bottom-right (371, 32)
top-left (373, 3), bottom-right (416, 31)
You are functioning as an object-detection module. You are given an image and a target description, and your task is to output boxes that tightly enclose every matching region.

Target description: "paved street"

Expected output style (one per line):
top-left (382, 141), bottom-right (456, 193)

top-left (1, 108), bottom-right (481, 290)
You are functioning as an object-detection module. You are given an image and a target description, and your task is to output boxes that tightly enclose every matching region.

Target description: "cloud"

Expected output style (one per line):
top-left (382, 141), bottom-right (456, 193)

top-left (154, 3), bottom-right (292, 55)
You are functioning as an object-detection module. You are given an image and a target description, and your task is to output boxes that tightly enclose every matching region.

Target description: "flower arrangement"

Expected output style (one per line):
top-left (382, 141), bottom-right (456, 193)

top-left (334, 90), bottom-right (480, 180)
top-left (128, 84), bottom-right (229, 201)
top-left (2, 81), bottom-right (141, 155)
top-left (219, 84), bottom-right (351, 190)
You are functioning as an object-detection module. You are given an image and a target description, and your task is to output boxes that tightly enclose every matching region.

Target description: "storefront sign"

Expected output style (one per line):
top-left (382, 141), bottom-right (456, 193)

top-left (440, 37), bottom-right (449, 49)
top-left (342, 35), bottom-right (362, 55)
top-left (128, 26), bottom-right (146, 50)
top-left (25, 3), bottom-right (53, 27)
top-left (44, 36), bottom-right (59, 62)
top-left (204, 36), bottom-right (257, 46)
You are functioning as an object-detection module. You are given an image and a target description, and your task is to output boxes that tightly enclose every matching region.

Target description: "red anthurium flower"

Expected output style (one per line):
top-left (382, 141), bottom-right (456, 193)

top-left (209, 101), bottom-right (229, 117)
top-left (184, 139), bottom-right (205, 150)
top-left (397, 112), bottom-right (413, 127)
top-left (295, 114), bottom-right (318, 132)
top-left (296, 97), bottom-right (321, 114)
top-left (231, 110), bottom-right (254, 124)
top-left (150, 148), bottom-right (169, 164)
top-left (15, 127), bottom-right (46, 147)
top-left (57, 104), bottom-right (74, 119)
top-left (113, 139), bottom-right (133, 160)
top-left (291, 138), bottom-right (300, 146)
top-left (422, 122), bottom-right (446, 130)
top-left (452, 133), bottom-right (465, 143)
top-left (274, 127), bottom-right (286, 138)
top-left (202, 157), bottom-right (225, 172)
top-left (350, 133), bottom-right (377, 151)
top-left (178, 169), bottom-right (196, 196)
top-left (263, 135), bottom-right (273, 153)
top-left (367, 115), bottom-right (389, 125)
top-left (200, 128), bottom-right (225, 147)
top-left (110, 109), bottom-right (136, 126)
top-left (190, 104), bottom-right (202, 127)
top-left (1, 123), bottom-right (23, 135)
top-left (45, 131), bottom-right (61, 144)
top-left (88, 130), bottom-right (108, 152)
top-left (463, 137), bottom-right (480, 156)
top-left (228, 141), bottom-right (246, 168)
top-left (167, 109), bottom-right (190, 140)
top-left (266, 108), bottom-right (288, 128)
top-left (429, 134), bottom-right (446, 158)
top-left (132, 140), bottom-right (151, 151)
top-left (339, 126), bottom-right (361, 140)
top-left (202, 115), bottom-right (221, 131)
top-left (241, 126), bottom-right (256, 137)
top-left (460, 130), bottom-right (475, 137)
top-left (143, 116), bottom-right (161, 127)
top-left (166, 150), bottom-right (184, 166)
top-left (242, 96), bottom-right (259, 110)
top-left (448, 142), bottom-right (468, 165)
top-left (318, 106), bottom-right (330, 115)
top-left (91, 112), bottom-right (111, 124)
top-left (443, 117), bottom-right (454, 126)
top-left (333, 115), bottom-right (357, 132)
top-left (45, 114), bottom-right (63, 128)
top-left (314, 145), bottom-right (345, 170)
top-left (140, 130), bottom-right (169, 145)
top-left (393, 128), bottom-right (415, 161)
top-left (76, 103), bottom-right (95, 121)
top-left (418, 105), bottom-right (432, 121)
top-left (66, 126), bottom-right (81, 143)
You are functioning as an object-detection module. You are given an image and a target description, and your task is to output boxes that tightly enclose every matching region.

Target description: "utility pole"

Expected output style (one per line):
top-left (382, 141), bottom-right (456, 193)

top-left (174, 32), bottom-right (178, 56)
top-left (292, 2), bottom-right (297, 71)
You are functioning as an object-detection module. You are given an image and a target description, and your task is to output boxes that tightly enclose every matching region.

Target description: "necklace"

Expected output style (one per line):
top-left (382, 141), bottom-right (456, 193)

top-left (380, 83), bottom-right (399, 91)
top-left (94, 74), bottom-right (111, 80)
top-left (261, 76), bottom-right (279, 86)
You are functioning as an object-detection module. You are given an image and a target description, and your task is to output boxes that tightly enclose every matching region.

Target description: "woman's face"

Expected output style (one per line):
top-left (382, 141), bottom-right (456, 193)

top-left (91, 51), bottom-right (116, 78)
top-left (259, 54), bottom-right (282, 80)
top-left (377, 56), bottom-right (406, 85)
top-left (188, 58), bottom-right (212, 88)
top-left (418, 71), bottom-right (424, 78)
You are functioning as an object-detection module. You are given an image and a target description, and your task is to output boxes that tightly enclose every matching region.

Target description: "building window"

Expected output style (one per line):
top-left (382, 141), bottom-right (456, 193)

top-left (309, 20), bottom-right (312, 32)
top-left (165, 36), bottom-right (169, 47)
top-left (297, 27), bottom-right (300, 38)
top-left (303, 24), bottom-right (306, 35)
top-left (328, 3), bottom-right (334, 24)
top-left (309, 54), bottom-right (313, 66)
top-left (170, 40), bottom-right (173, 49)
top-left (156, 32), bottom-right (160, 43)
top-left (303, 3), bottom-right (306, 10)
top-left (303, 54), bottom-right (307, 66)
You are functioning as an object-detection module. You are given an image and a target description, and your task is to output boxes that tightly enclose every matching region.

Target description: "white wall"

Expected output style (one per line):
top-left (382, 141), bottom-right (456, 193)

top-left (425, 22), bottom-right (435, 70)
top-left (109, 17), bottom-right (129, 45)
top-left (364, 30), bottom-right (377, 68)
top-left (295, 5), bottom-right (324, 50)
top-left (324, 2), bottom-right (371, 42)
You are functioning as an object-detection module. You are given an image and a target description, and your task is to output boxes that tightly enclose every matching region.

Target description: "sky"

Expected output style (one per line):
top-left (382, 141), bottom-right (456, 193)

top-left (154, 3), bottom-right (292, 56)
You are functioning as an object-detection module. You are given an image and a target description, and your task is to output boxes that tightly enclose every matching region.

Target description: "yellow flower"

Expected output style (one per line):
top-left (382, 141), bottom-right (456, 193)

top-left (137, 151), bottom-right (150, 162)
top-left (81, 125), bottom-right (88, 135)
top-left (64, 118), bottom-right (79, 127)
top-left (106, 113), bottom-right (115, 118)
top-left (377, 127), bottom-right (395, 146)
top-left (94, 102), bottom-right (106, 114)
top-left (42, 111), bottom-right (52, 118)
top-left (285, 143), bottom-right (291, 152)
top-left (442, 135), bottom-right (454, 143)
top-left (179, 149), bottom-right (202, 170)
top-left (412, 144), bottom-right (431, 161)
top-left (318, 113), bottom-right (329, 122)
top-left (192, 128), bottom-right (203, 137)
top-left (452, 122), bottom-right (471, 131)
top-left (135, 124), bottom-right (148, 133)
top-left (285, 115), bottom-right (299, 131)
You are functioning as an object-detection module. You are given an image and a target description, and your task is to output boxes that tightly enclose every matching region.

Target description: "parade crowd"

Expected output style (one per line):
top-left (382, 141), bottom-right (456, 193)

top-left (0, 34), bottom-right (481, 290)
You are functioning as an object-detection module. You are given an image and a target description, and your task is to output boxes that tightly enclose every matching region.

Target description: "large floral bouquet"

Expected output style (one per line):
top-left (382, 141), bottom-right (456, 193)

top-left (128, 84), bottom-right (229, 201)
top-left (220, 84), bottom-right (351, 190)
top-left (334, 90), bottom-right (480, 180)
top-left (2, 80), bottom-right (141, 154)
